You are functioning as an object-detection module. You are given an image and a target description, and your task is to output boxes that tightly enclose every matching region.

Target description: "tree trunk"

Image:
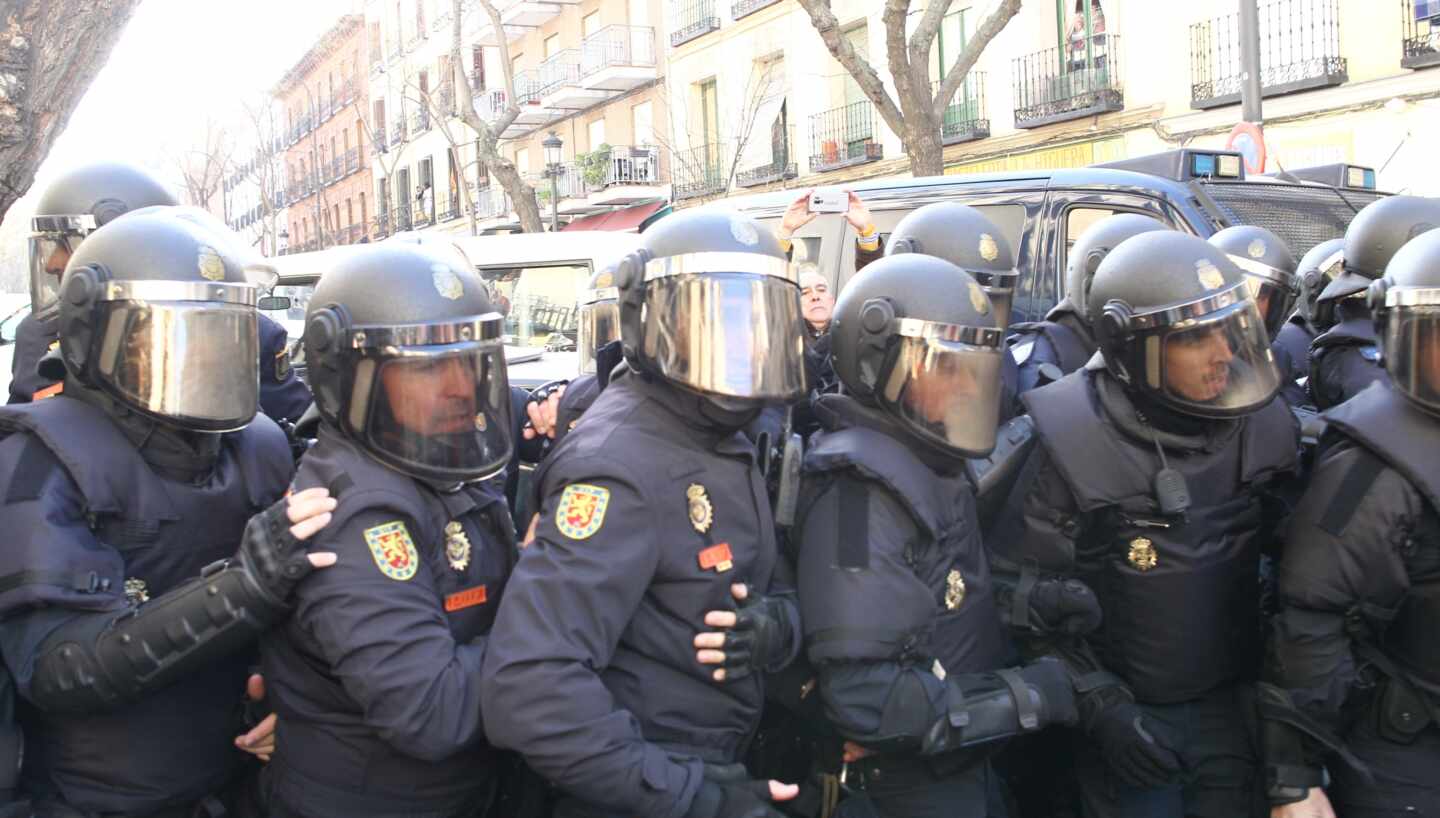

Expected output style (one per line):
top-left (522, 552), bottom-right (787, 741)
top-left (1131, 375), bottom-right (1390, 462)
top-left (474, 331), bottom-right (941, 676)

top-left (904, 116), bottom-right (945, 177)
top-left (0, 0), bottom-right (142, 223)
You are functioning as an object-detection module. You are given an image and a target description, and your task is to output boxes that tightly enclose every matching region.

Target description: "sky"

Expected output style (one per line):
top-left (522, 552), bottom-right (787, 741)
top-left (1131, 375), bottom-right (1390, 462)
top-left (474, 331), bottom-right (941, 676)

top-left (0, 0), bottom-right (362, 284)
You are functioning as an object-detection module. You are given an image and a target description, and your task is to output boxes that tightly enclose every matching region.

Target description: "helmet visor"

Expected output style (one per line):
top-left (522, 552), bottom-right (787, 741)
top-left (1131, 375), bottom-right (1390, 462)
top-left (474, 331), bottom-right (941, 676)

top-left (359, 343), bottom-right (514, 483)
top-left (1383, 301), bottom-right (1440, 415)
top-left (28, 234), bottom-right (78, 314)
top-left (1241, 275), bottom-right (1296, 339)
top-left (577, 300), bottom-right (619, 374)
top-left (881, 331), bottom-right (1002, 456)
top-left (95, 301), bottom-right (259, 431)
top-left (1144, 300), bottom-right (1281, 417)
top-left (639, 272), bottom-right (806, 402)
top-left (972, 271), bottom-right (1017, 332)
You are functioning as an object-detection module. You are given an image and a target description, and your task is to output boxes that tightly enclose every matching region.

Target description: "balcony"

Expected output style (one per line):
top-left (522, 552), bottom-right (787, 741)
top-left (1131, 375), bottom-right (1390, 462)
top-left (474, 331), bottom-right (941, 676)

top-left (440, 204), bottom-right (463, 223)
top-left (473, 185), bottom-right (513, 220)
top-left (513, 71), bottom-right (563, 129)
top-left (411, 108), bottom-right (432, 135)
top-left (1013, 34), bottom-right (1124, 128)
top-left (736, 126), bottom-right (797, 188)
top-left (672, 144), bottom-right (729, 201)
top-left (809, 101), bottom-right (884, 172)
top-left (499, 0), bottom-right (565, 28)
top-left (1403, 0), bottom-right (1440, 68)
top-left (580, 25), bottom-right (658, 92)
top-left (940, 72), bottom-right (990, 146)
top-left (372, 213), bottom-right (393, 239)
top-left (375, 129), bottom-right (390, 153)
top-left (588, 145), bottom-right (666, 205)
top-left (395, 203), bottom-right (414, 231)
top-left (671, 0), bottom-right (720, 47)
top-left (342, 148), bottom-right (361, 177)
top-left (390, 119), bottom-right (407, 147)
top-left (1190, 0), bottom-right (1346, 110)
top-left (539, 49), bottom-right (610, 110)
top-left (732, 0), bottom-right (781, 20)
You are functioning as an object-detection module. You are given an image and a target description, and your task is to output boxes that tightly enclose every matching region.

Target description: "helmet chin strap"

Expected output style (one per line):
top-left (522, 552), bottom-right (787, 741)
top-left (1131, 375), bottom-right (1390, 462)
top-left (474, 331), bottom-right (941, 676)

top-left (697, 393), bottom-right (763, 431)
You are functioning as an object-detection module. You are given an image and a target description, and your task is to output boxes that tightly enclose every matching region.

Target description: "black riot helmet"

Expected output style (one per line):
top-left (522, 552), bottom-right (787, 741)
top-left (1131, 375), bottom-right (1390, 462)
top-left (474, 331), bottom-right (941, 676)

top-left (1294, 238), bottom-right (1345, 331)
top-left (885, 203), bottom-right (1020, 330)
top-left (1320, 196), bottom-right (1440, 309)
top-left (613, 208), bottom-right (805, 405)
top-left (577, 265), bottom-right (619, 374)
top-left (57, 212), bottom-right (261, 432)
top-left (1208, 225), bottom-right (1298, 340)
top-left (30, 163), bottom-right (178, 316)
top-left (1367, 227), bottom-right (1440, 418)
top-left (304, 243), bottom-right (513, 485)
top-left (831, 253), bottom-right (1004, 457)
top-left (1064, 213), bottom-right (1169, 327)
top-left (1091, 231), bottom-right (1282, 418)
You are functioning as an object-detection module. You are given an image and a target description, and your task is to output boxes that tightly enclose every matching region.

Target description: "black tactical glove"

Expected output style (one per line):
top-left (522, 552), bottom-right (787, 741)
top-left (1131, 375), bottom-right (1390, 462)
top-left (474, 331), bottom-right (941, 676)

top-left (1086, 697), bottom-right (1184, 789)
top-left (996, 575), bottom-right (1103, 635)
top-left (717, 589), bottom-right (797, 681)
top-left (683, 763), bottom-right (788, 818)
top-left (233, 496), bottom-right (319, 612)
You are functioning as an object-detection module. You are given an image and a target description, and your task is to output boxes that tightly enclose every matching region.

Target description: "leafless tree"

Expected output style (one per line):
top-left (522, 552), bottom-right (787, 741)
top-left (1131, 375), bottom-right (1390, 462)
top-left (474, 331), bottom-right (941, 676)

top-left (356, 102), bottom-right (413, 237)
top-left (793, 0), bottom-right (1021, 177)
top-left (235, 98), bottom-right (286, 255)
top-left (399, 67), bottom-right (485, 236)
top-left (0, 0), bottom-right (144, 222)
top-left (650, 60), bottom-right (783, 202)
top-left (170, 116), bottom-right (234, 212)
top-left (451, 0), bottom-right (544, 233)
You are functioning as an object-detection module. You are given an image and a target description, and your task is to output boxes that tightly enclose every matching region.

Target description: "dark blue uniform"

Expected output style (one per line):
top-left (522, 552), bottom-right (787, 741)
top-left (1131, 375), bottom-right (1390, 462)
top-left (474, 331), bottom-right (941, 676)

top-left (0, 394), bottom-right (291, 815)
top-left (481, 367), bottom-right (801, 818)
top-left (5, 311), bottom-right (58, 404)
top-left (1007, 306), bottom-right (1095, 399)
top-left (1273, 318), bottom-right (1314, 407)
top-left (259, 425), bottom-right (515, 817)
top-left (1309, 314), bottom-right (1390, 411)
top-left (793, 396), bottom-right (1013, 817)
top-left (257, 314), bottom-right (312, 424)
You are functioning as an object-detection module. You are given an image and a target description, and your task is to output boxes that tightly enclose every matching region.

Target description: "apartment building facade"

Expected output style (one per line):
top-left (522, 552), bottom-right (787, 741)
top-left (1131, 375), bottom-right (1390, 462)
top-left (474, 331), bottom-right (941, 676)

top-left (663, 0), bottom-right (1440, 203)
top-left (275, 14), bottom-right (377, 253)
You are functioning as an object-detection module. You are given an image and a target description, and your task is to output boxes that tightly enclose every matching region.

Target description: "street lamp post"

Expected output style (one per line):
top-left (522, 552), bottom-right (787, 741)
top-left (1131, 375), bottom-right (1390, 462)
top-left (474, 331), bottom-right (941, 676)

top-left (543, 130), bottom-right (563, 232)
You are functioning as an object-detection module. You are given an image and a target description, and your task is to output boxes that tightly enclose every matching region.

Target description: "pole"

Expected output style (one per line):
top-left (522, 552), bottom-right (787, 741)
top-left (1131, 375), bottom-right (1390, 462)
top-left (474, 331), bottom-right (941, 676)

top-left (549, 168), bottom-right (559, 232)
top-left (1238, 0), bottom-right (1263, 125)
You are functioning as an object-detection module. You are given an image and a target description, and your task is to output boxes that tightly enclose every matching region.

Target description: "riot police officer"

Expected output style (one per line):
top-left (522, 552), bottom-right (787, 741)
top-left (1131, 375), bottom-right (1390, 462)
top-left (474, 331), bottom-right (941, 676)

top-left (0, 211), bottom-right (332, 816)
top-left (1273, 238), bottom-right (1344, 407)
top-left (1310, 196), bottom-right (1440, 409)
top-left (1010, 214), bottom-right (1169, 396)
top-left (548, 265), bottom-right (624, 448)
top-left (1209, 226), bottom-right (1301, 404)
top-left (482, 209), bottom-right (806, 818)
top-left (991, 231), bottom-right (1299, 817)
top-left (257, 243), bottom-right (519, 817)
top-left (1264, 227), bottom-right (1440, 818)
top-left (9, 162), bottom-right (178, 404)
top-left (790, 251), bottom-right (1081, 817)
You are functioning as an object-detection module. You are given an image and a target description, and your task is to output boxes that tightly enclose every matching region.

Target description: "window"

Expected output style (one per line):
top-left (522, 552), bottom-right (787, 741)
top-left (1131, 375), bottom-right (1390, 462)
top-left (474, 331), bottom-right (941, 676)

top-left (369, 22), bottom-right (382, 63)
top-left (632, 100), bottom-right (654, 145)
top-left (417, 0), bottom-right (426, 34)
top-left (588, 118), bottom-right (606, 150)
top-left (583, 11), bottom-right (601, 39)
top-left (346, 199), bottom-right (354, 226)
top-left (930, 9), bottom-right (969, 82)
top-left (544, 34), bottom-right (560, 60)
top-left (1062, 0), bottom-right (1108, 71)
top-left (472, 46), bottom-right (485, 91)
top-left (699, 78), bottom-right (719, 146)
top-left (355, 118), bottom-right (365, 160)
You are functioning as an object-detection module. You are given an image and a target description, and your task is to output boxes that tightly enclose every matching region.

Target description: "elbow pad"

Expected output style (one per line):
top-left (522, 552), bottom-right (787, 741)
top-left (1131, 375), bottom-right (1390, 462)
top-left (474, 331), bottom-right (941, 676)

top-left (921, 660), bottom-right (1078, 756)
top-left (30, 559), bottom-right (289, 714)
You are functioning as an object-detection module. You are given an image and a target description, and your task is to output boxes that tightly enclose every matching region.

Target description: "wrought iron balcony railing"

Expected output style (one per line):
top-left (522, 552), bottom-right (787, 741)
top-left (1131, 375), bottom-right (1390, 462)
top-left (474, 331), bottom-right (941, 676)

top-left (581, 25), bottom-right (658, 73)
top-left (672, 144), bottom-right (729, 200)
top-left (1403, 0), bottom-right (1440, 69)
top-left (1190, 0), bottom-right (1346, 109)
top-left (390, 119), bottom-right (407, 146)
top-left (671, 0), bottom-right (720, 47)
top-left (1013, 33), bottom-right (1123, 128)
top-left (411, 108), bottom-right (431, 134)
top-left (732, 0), bottom-right (781, 21)
top-left (736, 125), bottom-right (796, 188)
top-left (536, 49), bottom-right (584, 98)
top-left (939, 72), bottom-right (990, 146)
top-left (602, 145), bottom-right (662, 187)
top-left (809, 101), bottom-right (883, 173)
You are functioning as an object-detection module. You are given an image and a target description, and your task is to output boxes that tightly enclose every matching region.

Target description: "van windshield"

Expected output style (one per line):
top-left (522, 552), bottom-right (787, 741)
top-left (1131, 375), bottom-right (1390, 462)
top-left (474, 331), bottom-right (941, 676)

top-left (480, 262), bottom-right (591, 388)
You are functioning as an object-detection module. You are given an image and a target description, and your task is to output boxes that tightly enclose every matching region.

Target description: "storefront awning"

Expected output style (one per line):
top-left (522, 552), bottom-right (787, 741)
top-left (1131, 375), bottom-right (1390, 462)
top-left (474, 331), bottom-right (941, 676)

top-left (560, 200), bottom-right (668, 232)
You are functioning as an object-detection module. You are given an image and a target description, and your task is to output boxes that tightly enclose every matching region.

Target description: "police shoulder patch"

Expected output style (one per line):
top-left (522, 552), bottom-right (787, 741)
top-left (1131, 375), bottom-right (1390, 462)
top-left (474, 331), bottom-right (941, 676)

top-left (555, 483), bottom-right (610, 539)
top-left (364, 520), bottom-right (420, 581)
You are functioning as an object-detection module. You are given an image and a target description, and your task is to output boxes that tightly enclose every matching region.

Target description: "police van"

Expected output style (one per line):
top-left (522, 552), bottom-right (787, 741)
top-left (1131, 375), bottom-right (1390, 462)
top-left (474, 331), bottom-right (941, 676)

top-left (724, 149), bottom-right (1387, 324)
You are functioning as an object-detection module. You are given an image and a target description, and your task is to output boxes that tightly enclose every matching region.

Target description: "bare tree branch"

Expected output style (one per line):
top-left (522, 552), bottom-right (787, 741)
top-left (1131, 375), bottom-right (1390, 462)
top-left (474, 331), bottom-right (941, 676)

top-left (933, 0), bottom-right (1021, 121)
top-left (908, 0), bottom-right (954, 68)
top-left (792, 0), bottom-right (906, 137)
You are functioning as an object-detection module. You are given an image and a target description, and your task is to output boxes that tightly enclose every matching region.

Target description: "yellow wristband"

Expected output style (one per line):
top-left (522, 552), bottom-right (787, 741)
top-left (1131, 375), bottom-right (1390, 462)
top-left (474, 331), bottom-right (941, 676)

top-left (779, 238), bottom-right (793, 254)
top-left (858, 223), bottom-right (877, 238)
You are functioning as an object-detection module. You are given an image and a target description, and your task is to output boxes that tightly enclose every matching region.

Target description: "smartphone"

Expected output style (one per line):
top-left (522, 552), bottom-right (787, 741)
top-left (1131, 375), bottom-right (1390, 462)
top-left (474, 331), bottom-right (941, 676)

top-left (809, 188), bottom-right (848, 214)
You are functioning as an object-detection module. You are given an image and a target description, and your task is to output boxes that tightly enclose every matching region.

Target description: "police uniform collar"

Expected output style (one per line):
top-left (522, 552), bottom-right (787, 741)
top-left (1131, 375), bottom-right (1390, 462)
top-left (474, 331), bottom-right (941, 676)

top-left (623, 367), bottom-right (762, 441)
top-left (63, 379), bottom-right (221, 483)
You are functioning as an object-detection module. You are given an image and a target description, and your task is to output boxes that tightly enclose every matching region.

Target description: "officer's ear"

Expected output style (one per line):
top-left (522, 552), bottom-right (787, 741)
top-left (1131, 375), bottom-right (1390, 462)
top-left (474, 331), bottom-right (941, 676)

top-left (614, 249), bottom-right (652, 369)
top-left (1099, 299), bottom-right (1135, 385)
top-left (305, 303), bottom-right (352, 428)
top-left (853, 297), bottom-right (895, 396)
top-left (58, 264), bottom-right (107, 378)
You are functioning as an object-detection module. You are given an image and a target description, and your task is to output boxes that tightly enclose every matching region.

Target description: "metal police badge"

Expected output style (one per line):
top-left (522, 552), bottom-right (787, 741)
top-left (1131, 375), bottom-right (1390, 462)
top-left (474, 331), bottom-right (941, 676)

top-left (1127, 537), bottom-right (1159, 571)
top-left (730, 217), bottom-right (759, 247)
top-left (445, 521), bottom-right (472, 572)
top-left (124, 577), bottom-right (150, 604)
top-left (686, 483), bottom-right (714, 534)
top-left (365, 520), bottom-right (420, 581)
top-left (556, 484), bottom-right (610, 539)
top-left (275, 347), bottom-right (291, 380)
top-left (978, 233), bottom-right (1000, 262)
top-left (1247, 239), bottom-right (1267, 259)
top-left (1196, 258), bottom-right (1226, 291)
top-left (432, 264), bottom-right (463, 300)
top-left (197, 245), bottom-right (225, 282)
top-left (968, 281), bottom-right (989, 315)
top-left (945, 569), bottom-right (966, 609)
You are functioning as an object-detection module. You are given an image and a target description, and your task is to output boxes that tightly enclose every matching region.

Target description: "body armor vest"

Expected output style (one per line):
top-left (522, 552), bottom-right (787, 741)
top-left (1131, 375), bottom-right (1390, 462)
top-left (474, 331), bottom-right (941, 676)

top-left (1325, 384), bottom-right (1440, 687)
top-left (1010, 313), bottom-right (1094, 376)
top-left (1023, 372), bottom-right (1296, 703)
top-left (805, 424), bottom-right (1011, 677)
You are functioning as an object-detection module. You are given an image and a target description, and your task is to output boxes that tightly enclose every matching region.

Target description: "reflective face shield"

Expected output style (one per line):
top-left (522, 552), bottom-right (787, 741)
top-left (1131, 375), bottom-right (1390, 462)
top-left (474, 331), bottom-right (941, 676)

top-left (577, 286), bottom-right (619, 375)
top-left (29, 215), bottom-right (96, 314)
top-left (1123, 287), bottom-right (1281, 417)
top-left (1382, 288), bottom-right (1440, 416)
top-left (879, 318), bottom-right (1003, 456)
top-left (92, 280), bottom-right (260, 431)
top-left (1226, 254), bottom-right (1297, 339)
top-left (346, 315), bottom-right (513, 483)
top-left (638, 252), bottom-right (806, 403)
top-left (971, 270), bottom-right (1018, 332)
